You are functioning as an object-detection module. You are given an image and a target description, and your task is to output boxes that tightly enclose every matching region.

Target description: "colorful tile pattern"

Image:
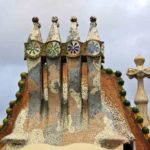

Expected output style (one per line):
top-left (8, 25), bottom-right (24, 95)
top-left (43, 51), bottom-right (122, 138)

top-left (25, 41), bottom-right (41, 58)
top-left (67, 41), bottom-right (80, 56)
top-left (46, 42), bottom-right (61, 57)
top-left (87, 41), bottom-right (100, 56)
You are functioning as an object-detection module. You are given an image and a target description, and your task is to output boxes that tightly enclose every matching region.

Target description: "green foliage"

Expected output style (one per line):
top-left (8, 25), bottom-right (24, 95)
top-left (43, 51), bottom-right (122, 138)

top-left (136, 116), bottom-right (144, 124)
top-left (18, 80), bottom-right (25, 88)
top-left (123, 99), bottom-right (131, 106)
top-left (9, 100), bottom-right (16, 108)
top-left (118, 78), bottom-right (124, 86)
top-left (105, 68), bottom-right (113, 74)
top-left (119, 89), bottom-right (126, 96)
top-left (132, 107), bottom-right (139, 113)
top-left (142, 127), bottom-right (149, 134)
top-left (3, 118), bottom-right (9, 125)
top-left (20, 72), bottom-right (27, 80)
top-left (115, 71), bottom-right (122, 77)
top-left (15, 91), bottom-right (22, 100)
top-left (6, 108), bottom-right (12, 115)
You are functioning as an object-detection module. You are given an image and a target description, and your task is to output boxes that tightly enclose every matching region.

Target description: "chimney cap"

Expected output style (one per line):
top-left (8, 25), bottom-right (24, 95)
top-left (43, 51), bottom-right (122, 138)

top-left (52, 16), bottom-right (58, 23)
top-left (32, 17), bottom-right (39, 23)
top-left (90, 16), bottom-right (97, 22)
top-left (71, 16), bottom-right (77, 22)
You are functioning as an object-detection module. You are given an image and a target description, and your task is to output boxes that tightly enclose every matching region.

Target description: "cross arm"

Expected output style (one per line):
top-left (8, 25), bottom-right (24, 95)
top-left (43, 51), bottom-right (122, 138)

top-left (127, 68), bottom-right (138, 79)
top-left (143, 67), bottom-right (150, 78)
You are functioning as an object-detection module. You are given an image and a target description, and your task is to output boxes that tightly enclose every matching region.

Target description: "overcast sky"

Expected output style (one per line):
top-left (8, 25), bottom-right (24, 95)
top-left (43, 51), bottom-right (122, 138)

top-left (0, 0), bottom-right (150, 123)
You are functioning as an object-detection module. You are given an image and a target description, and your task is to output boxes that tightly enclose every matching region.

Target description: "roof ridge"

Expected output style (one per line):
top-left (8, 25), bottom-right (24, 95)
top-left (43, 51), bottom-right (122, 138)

top-left (102, 67), bottom-right (150, 144)
top-left (0, 67), bottom-right (150, 146)
top-left (0, 72), bottom-right (28, 144)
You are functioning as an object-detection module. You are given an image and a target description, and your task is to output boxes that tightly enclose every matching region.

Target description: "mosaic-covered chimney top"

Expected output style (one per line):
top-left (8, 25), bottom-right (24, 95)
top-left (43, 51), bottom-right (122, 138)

top-left (2, 17), bottom-right (140, 150)
top-left (24, 16), bottom-right (104, 132)
top-left (24, 16), bottom-right (104, 60)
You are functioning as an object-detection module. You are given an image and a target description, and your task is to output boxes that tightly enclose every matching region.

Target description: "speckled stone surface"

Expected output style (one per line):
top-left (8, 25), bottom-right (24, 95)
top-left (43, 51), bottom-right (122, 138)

top-left (127, 55), bottom-right (150, 126)
top-left (47, 58), bottom-right (62, 129)
top-left (2, 17), bottom-right (144, 150)
top-left (26, 20), bottom-right (43, 129)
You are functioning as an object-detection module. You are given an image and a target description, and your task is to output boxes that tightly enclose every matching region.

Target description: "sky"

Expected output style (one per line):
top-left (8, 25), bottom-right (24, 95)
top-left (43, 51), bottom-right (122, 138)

top-left (0, 0), bottom-right (150, 123)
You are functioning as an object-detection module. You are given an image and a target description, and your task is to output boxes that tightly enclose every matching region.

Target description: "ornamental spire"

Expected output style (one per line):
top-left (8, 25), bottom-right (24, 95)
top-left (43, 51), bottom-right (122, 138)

top-left (86, 16), bottom-right (100, 41)
top-left (47, 16), bottom-right (61, 42)
top-left (127, 55), bottom-right (150, 125)
top-left (66, 16), bottom-right (80, 41)
top-left (28, 17), bottom-right (42, 42)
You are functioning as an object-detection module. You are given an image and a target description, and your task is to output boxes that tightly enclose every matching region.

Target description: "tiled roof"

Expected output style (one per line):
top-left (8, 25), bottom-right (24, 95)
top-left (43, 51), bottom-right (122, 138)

top-left (0, 68), bottom-right (150, 149)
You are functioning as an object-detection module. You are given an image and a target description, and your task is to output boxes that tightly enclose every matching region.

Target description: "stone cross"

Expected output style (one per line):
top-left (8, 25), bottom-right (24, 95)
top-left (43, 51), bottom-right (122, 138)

top-left (127, 55), bottom-right (150, 125)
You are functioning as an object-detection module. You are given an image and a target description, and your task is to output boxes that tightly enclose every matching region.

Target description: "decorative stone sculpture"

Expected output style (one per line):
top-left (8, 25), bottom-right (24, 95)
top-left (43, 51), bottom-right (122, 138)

top-left (1, 16), bottom-right (137, 150)
top-left (127, 55), bottom-right (150, 125)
